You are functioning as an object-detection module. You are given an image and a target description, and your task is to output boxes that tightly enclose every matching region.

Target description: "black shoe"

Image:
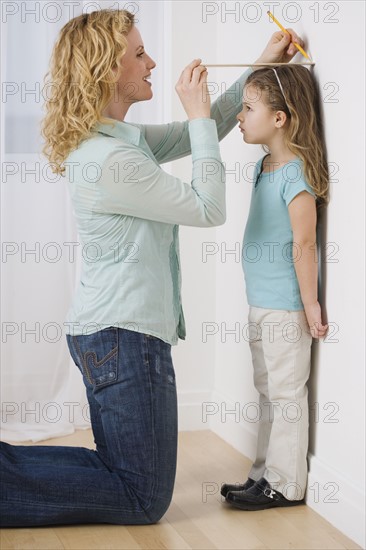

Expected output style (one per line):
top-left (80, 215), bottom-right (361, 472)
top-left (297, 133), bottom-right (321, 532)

top-left (226, 477), bottom-right (305, 511)
top-left (220, 477), bottom-right (256, 498)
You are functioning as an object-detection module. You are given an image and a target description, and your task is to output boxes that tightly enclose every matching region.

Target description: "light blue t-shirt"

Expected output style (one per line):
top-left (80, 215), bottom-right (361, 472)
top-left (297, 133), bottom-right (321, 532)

top-left (242, 154), bottom-right (316, 310)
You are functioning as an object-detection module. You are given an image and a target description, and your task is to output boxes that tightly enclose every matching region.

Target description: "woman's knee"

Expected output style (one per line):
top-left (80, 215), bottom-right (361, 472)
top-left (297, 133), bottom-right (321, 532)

top-left (143, 494), bottom-right (173, 524)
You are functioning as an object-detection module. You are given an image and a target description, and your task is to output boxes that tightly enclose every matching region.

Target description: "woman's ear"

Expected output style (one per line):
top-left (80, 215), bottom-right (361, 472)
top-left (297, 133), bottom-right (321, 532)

top-left (108, 63), bottom-right (120, 82)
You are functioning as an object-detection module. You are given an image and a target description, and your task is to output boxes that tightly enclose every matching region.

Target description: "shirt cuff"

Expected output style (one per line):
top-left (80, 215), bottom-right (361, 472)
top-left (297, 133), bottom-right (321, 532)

top-left (188, 118), bottom-right (221, 162)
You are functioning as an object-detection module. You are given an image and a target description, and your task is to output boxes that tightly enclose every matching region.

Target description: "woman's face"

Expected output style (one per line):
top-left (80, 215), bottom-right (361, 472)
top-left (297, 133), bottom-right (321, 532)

top-left (236, 84), bottom-right (282, 145)
top-left (113, 25), bottom-right (156, 106)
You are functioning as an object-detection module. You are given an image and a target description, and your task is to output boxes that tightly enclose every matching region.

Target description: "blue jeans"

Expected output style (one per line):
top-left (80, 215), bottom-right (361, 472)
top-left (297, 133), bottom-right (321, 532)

top-left (0, 327), bottom-right (178, 526)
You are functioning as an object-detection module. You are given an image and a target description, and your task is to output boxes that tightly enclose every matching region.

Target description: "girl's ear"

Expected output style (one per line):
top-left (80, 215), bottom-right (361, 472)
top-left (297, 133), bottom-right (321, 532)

top-left (274, 110), bottom-right (288, 128)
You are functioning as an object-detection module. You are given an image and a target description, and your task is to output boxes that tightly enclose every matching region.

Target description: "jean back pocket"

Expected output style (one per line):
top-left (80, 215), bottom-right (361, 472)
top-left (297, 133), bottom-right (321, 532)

top-left (66, 327), bottom-right (118, 388)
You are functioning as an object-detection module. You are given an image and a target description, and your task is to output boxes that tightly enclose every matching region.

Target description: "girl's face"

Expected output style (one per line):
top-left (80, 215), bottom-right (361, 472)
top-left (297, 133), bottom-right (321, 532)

top-left (113, 25), bottom-right (156, 105)
top-left (236, 84), bottom-right (284, 145)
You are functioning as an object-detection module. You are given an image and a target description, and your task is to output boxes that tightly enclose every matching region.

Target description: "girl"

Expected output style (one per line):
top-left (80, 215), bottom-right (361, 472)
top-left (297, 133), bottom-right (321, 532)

top-left (0, 7), bottom-right (304, 526)
top-left (222, 65), bottom-right (329, 510)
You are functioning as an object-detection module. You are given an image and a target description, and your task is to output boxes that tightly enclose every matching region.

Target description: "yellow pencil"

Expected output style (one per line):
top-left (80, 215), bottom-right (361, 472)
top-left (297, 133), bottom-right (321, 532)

top-left (267, 10), bottom-right (311, 61)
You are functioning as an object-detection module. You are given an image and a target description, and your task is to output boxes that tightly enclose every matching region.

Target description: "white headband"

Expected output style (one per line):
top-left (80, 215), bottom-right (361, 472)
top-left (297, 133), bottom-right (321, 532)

top-left (272, 68), bottom-right (291, 113)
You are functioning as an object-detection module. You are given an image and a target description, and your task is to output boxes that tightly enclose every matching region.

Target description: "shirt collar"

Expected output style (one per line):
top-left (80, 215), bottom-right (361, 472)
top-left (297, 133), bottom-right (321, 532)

top-left (95, 118), bottom-right (141, 146)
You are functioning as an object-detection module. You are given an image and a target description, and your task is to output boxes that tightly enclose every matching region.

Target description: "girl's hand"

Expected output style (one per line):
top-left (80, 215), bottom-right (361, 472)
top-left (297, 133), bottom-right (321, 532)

top-left (175, 59), bottom-right (211, 120)
top-left (255, 29), bottom-right (306, 65)
top-left (304, 301), bottom-right (329, 339)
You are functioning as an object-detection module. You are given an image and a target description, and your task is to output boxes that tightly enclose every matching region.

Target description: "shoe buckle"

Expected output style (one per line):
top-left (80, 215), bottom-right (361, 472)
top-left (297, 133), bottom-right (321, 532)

top-left (264, 487), bottom-right (277, 499)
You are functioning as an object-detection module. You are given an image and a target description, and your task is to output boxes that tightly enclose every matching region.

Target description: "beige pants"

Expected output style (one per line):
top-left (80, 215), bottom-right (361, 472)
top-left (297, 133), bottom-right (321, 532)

top-left (247, 306), bottom-right (313, 500)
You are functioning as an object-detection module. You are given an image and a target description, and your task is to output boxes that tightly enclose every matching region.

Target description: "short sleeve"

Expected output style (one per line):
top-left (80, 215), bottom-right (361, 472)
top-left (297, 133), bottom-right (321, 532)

top-left (280, 161), bottom-right (316, 206)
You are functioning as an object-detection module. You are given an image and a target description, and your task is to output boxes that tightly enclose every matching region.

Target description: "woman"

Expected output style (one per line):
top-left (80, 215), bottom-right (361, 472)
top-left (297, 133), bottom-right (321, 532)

top-left (0, 9), bottom-right (305, 526)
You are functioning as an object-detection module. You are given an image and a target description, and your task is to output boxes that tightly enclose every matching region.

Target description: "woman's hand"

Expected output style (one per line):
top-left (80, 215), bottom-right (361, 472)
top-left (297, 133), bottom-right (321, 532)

top-left (255, 29), bottom-right (306, 65)
top-left (175, 59), bottom-right (211, 121)
top-left (304, 301), bottom-right (329, 339)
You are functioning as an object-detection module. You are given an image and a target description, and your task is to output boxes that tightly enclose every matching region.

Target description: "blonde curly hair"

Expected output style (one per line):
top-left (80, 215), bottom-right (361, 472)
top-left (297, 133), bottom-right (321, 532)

top-left (41, 9), bottom-right (135, 175)
top-left (245, 65), bottom-right (329, 207)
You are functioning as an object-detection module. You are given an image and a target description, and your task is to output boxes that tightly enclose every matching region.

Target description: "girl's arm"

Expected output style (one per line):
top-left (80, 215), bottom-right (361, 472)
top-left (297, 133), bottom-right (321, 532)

top-left (288, 191), bottom-right (328, 338)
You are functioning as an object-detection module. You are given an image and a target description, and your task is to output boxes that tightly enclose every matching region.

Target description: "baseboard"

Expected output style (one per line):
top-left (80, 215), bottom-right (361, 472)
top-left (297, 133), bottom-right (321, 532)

top-left (177, 390), bottom-right (212, 431)
top-left (307, 453), bottom-right (365, 548)
top-left (207, 389), bottom-right (258, 460)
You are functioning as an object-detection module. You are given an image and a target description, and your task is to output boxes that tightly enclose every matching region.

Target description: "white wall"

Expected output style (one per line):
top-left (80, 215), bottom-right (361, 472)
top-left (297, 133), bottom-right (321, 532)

top-left (170, 1), bottom-right (365, 546)
top-left (170, 1), bottom-right (219, 429)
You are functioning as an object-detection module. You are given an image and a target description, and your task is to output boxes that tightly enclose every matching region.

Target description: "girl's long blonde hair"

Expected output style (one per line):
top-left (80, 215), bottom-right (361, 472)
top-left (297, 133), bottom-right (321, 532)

top-left (41, 9), bottom-right (135, 175)
top-left (245, 66), bottom-right (329, 207)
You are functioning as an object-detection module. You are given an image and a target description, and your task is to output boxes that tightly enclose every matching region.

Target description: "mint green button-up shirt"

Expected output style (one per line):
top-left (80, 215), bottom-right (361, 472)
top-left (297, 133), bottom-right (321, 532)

top-left (64, 68), bottom-right (253, 344)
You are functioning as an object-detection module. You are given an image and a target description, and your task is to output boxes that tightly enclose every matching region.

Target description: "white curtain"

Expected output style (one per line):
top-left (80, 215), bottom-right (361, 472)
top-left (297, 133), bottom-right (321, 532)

top-left (1, 1), bottom-right (171, 441)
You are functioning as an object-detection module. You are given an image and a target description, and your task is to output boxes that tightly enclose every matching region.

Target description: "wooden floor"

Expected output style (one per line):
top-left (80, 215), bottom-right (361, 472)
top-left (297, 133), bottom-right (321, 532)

top-left (0, 430), bottom-right (360, 550)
